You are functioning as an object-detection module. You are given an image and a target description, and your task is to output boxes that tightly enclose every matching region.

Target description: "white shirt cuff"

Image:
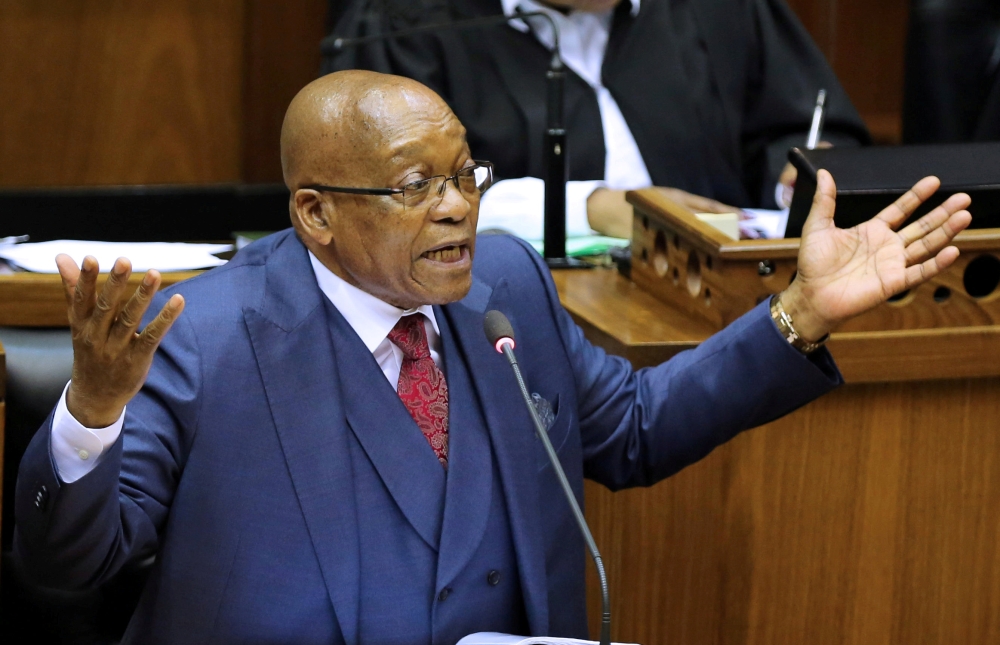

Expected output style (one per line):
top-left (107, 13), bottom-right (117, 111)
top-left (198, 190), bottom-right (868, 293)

top-left (477, 177), bottom-right (605, 240)
top-left (50, 381), bottom-right (125, 484)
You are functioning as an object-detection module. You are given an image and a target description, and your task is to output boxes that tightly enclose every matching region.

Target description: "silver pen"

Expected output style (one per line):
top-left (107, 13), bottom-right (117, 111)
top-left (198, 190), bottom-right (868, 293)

top-left (806, 89), bottom-right (827, 149)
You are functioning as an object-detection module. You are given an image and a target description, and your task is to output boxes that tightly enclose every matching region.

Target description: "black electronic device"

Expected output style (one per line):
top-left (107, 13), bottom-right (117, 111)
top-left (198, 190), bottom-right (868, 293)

top-left (785, 142), bottom-right (1000, 238)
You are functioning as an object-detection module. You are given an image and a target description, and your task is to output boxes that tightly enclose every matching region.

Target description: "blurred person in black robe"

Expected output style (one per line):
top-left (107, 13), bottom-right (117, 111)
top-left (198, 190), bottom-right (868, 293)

top-left (322, 0), bottom-right (869, 238)
top-left (904, 0), bottom-right (1000, 144)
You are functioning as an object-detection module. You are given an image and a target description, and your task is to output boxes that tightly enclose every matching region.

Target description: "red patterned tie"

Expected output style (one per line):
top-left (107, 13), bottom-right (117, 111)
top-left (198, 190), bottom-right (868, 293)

top-left (387, 315), bottom-right (449, 467)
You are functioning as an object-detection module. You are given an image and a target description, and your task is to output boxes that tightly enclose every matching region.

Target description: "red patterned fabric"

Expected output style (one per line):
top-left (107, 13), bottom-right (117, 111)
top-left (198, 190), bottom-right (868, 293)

top-left (388, 315), bottom-right (449, 467)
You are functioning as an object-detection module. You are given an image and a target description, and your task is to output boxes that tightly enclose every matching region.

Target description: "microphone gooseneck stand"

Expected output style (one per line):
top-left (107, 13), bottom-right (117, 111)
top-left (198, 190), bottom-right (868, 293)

top-left (503, 342), bottom-right (610, 644)
top-left (483, 310), bottom-right (612, 645)
top-left (541, 48), bottom-right (586, 268)
top-left (328, 11), bottom-right (590, 268)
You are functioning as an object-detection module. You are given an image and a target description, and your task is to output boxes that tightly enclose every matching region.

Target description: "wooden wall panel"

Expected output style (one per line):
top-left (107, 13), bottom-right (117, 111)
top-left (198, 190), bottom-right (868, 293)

top-left (241, 0), bottom-right (329, 183)
top-left (786, 0), bottom-right (910, 144)
top-left (586, 378), bottom-right (1000, 644)
top-left (0, 0), bottom-right (245, 187)
top-left (0, 0), bottom-right (906, 188)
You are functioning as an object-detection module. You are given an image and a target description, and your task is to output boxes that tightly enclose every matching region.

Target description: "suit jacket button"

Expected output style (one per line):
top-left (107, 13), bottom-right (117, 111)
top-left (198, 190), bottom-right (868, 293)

top-left (34, 485), bottom-right (48, 510)
top-left (438, 588), bottom-right (451, 602)
top-left (487, 570), bottom-right (501, 586)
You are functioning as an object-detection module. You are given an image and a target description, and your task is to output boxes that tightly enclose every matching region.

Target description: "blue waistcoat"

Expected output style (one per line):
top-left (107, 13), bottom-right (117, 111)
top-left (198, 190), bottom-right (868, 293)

top-left (323, 299), bottom-right (529, 644)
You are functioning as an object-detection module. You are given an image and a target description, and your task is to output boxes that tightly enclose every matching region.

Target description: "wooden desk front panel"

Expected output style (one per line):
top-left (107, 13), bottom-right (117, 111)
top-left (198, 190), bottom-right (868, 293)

top-left (585, 378), bottom-right (1000, 645)
top-left (0, 272), bottom-right (199, 327)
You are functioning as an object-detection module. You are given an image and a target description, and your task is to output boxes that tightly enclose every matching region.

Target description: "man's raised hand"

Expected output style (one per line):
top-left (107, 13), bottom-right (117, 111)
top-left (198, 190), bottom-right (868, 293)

top-left (781, 169), bottom-right (973, 342)
top-left (56, 254), bottom-right (185, 428)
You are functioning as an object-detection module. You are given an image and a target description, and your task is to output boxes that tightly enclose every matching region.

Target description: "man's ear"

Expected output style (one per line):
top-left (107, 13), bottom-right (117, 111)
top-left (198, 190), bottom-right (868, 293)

top-left (292, 189), bottom-right (335, 246)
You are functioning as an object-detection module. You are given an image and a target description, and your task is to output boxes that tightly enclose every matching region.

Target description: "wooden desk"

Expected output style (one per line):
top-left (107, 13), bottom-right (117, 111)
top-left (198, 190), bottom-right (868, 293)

top-left (552, 269), bottom-right (1000, 645)
top-left (552, 268), bottom-right (1000, 384)
top-left (0, 272), bottom-right (199, 327)
top-left (4, 269), bottom-right (1000, 643)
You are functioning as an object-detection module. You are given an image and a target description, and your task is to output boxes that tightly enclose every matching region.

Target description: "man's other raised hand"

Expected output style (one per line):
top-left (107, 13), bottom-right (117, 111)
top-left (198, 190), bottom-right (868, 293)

top-left (781, 170), bottom-right (973, 343)
top-left (56, 254), bottom-right (185, 428)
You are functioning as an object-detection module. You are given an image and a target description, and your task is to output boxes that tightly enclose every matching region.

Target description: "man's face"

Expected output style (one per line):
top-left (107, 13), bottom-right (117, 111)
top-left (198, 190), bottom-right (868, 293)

top-left (316, 101), bottom-right (479, 310)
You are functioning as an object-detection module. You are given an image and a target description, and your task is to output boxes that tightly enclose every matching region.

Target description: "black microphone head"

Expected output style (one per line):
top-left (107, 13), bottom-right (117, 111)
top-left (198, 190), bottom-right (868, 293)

top-left (484, 310), bottom-right (516, 352)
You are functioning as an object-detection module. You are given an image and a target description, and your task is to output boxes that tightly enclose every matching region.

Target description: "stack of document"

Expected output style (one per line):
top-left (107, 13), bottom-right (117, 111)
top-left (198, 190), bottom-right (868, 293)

top-left (527, 236), bottom-right (630, 258)
top-left (740, 208), bottom-right (790, 239)
top-left (0, 240), bottom-right (233, 273)
top-left (457, 633), bottom-right (637, 645)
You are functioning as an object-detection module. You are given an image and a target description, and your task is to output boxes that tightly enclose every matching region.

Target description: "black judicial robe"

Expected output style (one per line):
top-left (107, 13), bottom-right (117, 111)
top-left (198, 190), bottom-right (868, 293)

top-left (903, 0), bottom-right (1000, 144)
top-left (322, 0), bottom-right (870, 208)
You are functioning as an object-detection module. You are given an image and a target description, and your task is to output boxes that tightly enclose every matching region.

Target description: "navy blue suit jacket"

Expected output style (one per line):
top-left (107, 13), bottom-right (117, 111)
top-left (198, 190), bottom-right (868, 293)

top-left (15, 231), bottom-right (841, 643)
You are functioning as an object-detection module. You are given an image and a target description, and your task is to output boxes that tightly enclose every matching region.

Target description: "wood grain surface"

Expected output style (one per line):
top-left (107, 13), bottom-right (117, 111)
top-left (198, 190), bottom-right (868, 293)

top-left (0, 271), bottom-right (199, 327)
top-left (241, 0), bottom-right (328, 183)
top-left (629, 188), bottom-right (1000, 334)
top-left (585, 378), bottom-right (1000, 644)
top-left (0, 0), bottom-right (245, 187)
top-left (555, 266), bottom-right (1000, 384)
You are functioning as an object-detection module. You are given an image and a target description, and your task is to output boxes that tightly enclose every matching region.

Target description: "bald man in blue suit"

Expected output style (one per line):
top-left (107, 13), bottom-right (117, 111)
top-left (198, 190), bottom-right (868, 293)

top-left (14, 71), bottom-right (972, 644)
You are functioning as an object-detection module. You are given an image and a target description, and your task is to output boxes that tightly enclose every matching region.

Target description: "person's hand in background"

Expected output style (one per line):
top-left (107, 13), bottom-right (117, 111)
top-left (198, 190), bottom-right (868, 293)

top-left (587, 187), bottom-right (740, 239)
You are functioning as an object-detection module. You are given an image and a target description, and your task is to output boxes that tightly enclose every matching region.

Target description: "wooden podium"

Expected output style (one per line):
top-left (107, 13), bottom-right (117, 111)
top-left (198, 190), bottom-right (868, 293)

top-left (557, 189), bottom-right (1000, 645)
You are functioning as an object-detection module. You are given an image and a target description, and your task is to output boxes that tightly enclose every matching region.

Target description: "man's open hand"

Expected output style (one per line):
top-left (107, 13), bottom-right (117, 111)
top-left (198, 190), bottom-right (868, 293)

top-left (57, 254), bottom-right (185, 428)
top-left (782, 170), bottom-right (973, 342)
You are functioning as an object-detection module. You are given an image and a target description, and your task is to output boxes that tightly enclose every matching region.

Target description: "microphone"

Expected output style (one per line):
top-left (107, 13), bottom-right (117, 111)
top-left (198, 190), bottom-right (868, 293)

top-left (323, 11), bottom-right (588, 269)
top-left (483, 310), bottom-right (611, 645)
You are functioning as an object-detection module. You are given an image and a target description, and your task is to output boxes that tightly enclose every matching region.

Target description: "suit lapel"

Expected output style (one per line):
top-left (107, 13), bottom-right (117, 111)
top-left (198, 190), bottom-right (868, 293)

top-left (443, 278), bottom-right (551, 636)
top-left (433, 307), bottom-right (493, 589)
top-left (325, 298), bottom-right (447, 552)
top-left (243, 235), bottom-right (361, 645)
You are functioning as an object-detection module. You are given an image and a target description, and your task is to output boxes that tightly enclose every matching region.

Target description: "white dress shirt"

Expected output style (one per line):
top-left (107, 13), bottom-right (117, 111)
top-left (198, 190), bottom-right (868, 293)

top-left (50, 251), bottom-right (442, 484)
top-left (477, 0), bottom-right (651, 240)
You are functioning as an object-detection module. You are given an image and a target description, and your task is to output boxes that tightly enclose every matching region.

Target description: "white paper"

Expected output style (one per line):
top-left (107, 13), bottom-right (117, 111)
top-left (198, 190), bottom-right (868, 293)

top-left (740, 208), bottom-right (790, 239)
top-left (457, 633), bottom-right (638, 645)
top-left (0, 240), bottom-right (233, 274)
top-left (477, 177), bottom-right (605, 240)
top-left (695, 212), bottom-right (740, 240)
top-left (527, 235), bottom-right (630, 257)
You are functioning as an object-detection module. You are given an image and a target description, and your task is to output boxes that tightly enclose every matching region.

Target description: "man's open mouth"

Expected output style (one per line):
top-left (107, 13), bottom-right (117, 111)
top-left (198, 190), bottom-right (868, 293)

top-left (421, 244), bottom-right (466, 263)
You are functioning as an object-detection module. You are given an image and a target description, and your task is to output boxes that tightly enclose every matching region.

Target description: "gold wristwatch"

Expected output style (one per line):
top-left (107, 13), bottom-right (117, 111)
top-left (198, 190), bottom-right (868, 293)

top-left (769, 293), bottom-right (829, 354)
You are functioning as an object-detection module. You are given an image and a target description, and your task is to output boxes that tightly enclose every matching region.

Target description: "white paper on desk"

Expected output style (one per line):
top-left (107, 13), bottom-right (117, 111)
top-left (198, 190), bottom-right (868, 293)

top-left (740, 208), bottom-right (790, 239)
top-left (0, 240), bottom-right (233, 273)
top-left (457, 633), bottom-right (638, 645)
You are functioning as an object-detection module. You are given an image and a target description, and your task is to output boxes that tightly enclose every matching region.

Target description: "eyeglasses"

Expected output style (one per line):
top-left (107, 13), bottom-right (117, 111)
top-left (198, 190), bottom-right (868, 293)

top-left (301, 161), bottom-right (494, 209)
